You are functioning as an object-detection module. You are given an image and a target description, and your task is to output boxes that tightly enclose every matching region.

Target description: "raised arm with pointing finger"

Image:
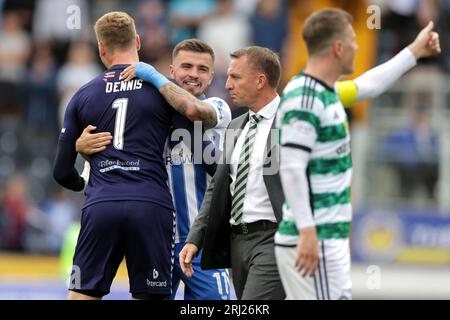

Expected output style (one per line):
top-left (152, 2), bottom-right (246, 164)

top-left (276, 10), bottom-right (442, 300)
top-left (336, 20), bottom-right (441, 107)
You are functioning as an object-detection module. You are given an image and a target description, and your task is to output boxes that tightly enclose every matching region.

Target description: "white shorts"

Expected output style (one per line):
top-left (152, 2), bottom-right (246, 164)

top-left (275, 239), bottom-right (352, 300)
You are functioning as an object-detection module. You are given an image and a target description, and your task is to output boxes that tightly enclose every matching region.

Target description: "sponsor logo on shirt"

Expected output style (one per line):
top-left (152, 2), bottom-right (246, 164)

top-left (98, 159), bottom-right (141, 173)
top-left (336, 142), bottom-right (350, 155)
top-left (146, 268), bottom-right (167, 287)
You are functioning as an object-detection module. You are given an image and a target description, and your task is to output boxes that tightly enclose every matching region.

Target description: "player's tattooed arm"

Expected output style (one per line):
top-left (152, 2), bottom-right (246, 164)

top-left (120, 63), bottom-right (218, 129)
top-left (160, 82), bottom-right (217, 129)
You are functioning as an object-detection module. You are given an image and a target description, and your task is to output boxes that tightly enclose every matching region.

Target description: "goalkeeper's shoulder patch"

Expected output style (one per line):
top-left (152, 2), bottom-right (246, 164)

top-left (336, 80), bottom-right (358, 108)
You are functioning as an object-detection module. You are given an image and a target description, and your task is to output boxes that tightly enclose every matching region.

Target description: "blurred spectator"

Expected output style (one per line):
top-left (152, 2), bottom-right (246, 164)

top-left (197, 0), bottom-right (250, 112)
top-left (0, 176), bottom-right (80, 253)
top-left (32, 0), bottom-right (90, 66)
top-left (90, 0), bottom-right (124, 20)
top-left (168, 0), bottom-right (217, 45)
top-left (2, 0), bottom-right (34, 12)
top-left (0, 10), bottom-right (31, 116)
top-left (56, 41), bottom-right (101, 126)
top-left (22, 203), bottom-right (47, 253)
top-left (134, 0), bottom-right (172, 75)
top-left (22, 42), bottom-right (59, 132)
top-left (197, 0), bottom-right (250, 66)
top-left (2, 0), bottom-right (34, 32)
top-left (89, 0), bottom-right (143, 24)
top-left (379, 101), bottom-right (439, 199)
top-left (377, 0), bottom-right (448, 70)
top-left (41, 188), bottom-right (78, 254)
top-left (0, 174), bottom-right (29, 251)
top-left (232, 0), bottom-right (259, 17)
top-left (250, 0), bottom-right (288, 55)
top-left (32, 0), bottom-right (89, 43)
top-left (0, 0), bottom-right (3, 31)
top-left (416, 0), bottom-right (439, 27)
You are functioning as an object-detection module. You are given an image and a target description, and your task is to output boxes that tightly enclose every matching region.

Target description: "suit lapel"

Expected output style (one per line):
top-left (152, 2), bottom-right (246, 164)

top-left (264, 114), bottom-right (277, 159)
top-left (232, 113), bottom-right (249, 144)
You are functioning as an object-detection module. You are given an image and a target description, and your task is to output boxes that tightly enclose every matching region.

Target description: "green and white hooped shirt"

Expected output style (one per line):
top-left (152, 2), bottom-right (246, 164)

top-left (275, 72), bottom-right (352, 246)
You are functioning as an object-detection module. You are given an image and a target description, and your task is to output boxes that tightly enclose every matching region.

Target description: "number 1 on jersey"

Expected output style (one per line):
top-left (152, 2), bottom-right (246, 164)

top-left (112, 98), bottom-right (128, 150)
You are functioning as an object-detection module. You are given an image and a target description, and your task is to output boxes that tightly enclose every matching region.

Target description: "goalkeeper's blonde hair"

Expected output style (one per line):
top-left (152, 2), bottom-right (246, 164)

top-left (94, 11), bottom-right (137, 52)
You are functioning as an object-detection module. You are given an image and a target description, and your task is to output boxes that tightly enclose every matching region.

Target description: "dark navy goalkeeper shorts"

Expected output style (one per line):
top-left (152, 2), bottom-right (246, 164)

top-left (69, 200), bottom-right (175, 297)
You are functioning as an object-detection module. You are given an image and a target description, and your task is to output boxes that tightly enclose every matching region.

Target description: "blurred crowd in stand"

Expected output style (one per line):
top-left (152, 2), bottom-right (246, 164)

top-left (0, 0), bottom-right (448, 253)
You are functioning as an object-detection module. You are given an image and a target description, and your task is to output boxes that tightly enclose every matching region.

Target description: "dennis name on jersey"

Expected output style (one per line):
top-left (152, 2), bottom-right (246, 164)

top-left (105, 79), bottom-right (143, 93)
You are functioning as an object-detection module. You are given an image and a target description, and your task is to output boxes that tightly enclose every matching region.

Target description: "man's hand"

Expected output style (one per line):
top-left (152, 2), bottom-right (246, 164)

top-left (409, 21), bottom-right (441, 59)
top-left (296, 226), bottom-right (319, 277)
top-left (179, 243), bottom-right (199, 277)
top-left (76, 125), bottom-right (112, 155)
top-left (120, 64), bottom-right (136, 82)
top-left (120, 62), bottom-right (169, 89)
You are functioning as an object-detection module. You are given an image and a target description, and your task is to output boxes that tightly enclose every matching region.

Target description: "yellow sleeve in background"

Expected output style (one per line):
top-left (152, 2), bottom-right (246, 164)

top-left (336, 80), bottom-right (358, 108)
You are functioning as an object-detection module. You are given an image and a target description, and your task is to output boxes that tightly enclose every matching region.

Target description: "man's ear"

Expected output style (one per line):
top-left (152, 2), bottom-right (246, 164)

top-left (333, 39), bottom-right (343, 58)
top-left (98, 42), bottom-right (106, 57)
top-left (256, 73), bottom-right (267, 90)
top-left (136, 34), bottom-right (141, 51)
top-left (169, 64), bottom-right (175, 79)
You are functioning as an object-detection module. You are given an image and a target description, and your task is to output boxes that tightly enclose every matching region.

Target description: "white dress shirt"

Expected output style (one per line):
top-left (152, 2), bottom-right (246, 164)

top-left (229, 95), bottom-right (280, 225)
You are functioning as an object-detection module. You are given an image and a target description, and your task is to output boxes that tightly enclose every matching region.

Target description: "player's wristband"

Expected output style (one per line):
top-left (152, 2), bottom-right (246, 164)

top-left (135, 62), bottom-right (169, 90)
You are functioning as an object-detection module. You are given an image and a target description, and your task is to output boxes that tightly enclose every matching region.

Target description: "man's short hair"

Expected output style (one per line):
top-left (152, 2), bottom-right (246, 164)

top-left (94, 11), bottom-right (137, 52)
top-left (230, 46), bottom-right (281, 89)
top-left (172, 39), bottom-right (215, 62)
top-left (303, 8), bottom-right (353, 56)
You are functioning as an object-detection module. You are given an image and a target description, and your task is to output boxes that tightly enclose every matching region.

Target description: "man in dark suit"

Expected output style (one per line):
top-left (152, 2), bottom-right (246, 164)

top-left (179, 46), bottom-right (285, 300)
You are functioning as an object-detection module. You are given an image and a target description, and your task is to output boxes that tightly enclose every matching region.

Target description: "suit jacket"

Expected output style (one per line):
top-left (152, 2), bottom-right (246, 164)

top-left (187, 112), bottom-right (285, 269)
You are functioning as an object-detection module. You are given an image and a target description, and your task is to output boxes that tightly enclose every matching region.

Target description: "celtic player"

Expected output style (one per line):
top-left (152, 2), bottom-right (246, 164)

top-left (275, 8), bottom-right (441, 300)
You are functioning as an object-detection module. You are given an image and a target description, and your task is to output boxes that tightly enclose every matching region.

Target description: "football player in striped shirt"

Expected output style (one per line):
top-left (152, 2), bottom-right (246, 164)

top-left (275, 9), bottom-right (441, 300)
top-left (77, 39), bottom-right (232, 300)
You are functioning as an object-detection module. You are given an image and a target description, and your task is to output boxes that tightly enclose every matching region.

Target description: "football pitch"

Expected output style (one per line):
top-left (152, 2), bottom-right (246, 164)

top-left (1, 254), bottom-right (449, 299)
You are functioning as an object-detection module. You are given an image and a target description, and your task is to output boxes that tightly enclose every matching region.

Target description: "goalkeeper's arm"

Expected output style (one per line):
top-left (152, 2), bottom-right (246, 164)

top-left (53, 141), bottom-right (85, 192)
